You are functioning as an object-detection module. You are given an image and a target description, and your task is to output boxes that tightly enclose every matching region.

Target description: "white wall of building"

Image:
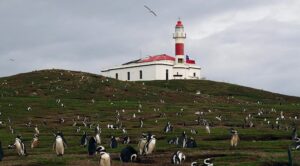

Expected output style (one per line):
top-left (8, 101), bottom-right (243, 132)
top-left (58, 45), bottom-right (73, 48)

top-left (101, 61), bottom-right (201, 81)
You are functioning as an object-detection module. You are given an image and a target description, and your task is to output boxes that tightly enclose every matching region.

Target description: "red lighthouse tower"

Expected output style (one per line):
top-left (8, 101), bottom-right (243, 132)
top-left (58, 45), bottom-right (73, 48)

top-left (173, 19), bottom-right (186, 64)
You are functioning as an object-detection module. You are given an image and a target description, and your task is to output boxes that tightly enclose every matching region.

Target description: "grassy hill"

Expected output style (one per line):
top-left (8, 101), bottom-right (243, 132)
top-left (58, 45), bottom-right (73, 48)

top-left (0, 69), bottom-right (299, 166)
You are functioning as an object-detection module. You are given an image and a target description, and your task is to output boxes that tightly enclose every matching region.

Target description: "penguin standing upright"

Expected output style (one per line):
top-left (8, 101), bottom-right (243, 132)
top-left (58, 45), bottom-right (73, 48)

top-left (0, 141), bottom-right (4, 161)
top-left (80, 131), bottom-right (88, 147)
top-left (138, 134), bottom-right (147, 155)
top-left (230, 128), bottom-right (239, 147)
top-left (53, 131), bottom-right (67, 156)
top-left (14, 135), bottom-right (27, 156)
top-left (178, 131), bottom-right (187, 148)
top-left (139, 119), bottom-right (144, 128)
top-left (95, 133), bottom-right (101, 145)
top-left (96, 146), bottom-right (111, 166)
top-left (88, 136), bottom-right (97, 156)
top-left (31, 134), bottom-right (39, 149)
top-left (144, 134), bottom-right (156, 155)
top-left (34, 125), bottom-right (39, 135)
top-left (109, 136), bottom-right (118, 148)
top-left (205, 123), bottom-right (211, 134)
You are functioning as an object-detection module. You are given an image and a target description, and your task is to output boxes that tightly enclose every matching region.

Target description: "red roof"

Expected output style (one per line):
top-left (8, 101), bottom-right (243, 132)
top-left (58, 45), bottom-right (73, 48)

top-left (186, 59), bottom-right (195, 64)
top-left (176, 20), bottom-right (183, 27)
top-left (139, 54), bottom-right (175, 63)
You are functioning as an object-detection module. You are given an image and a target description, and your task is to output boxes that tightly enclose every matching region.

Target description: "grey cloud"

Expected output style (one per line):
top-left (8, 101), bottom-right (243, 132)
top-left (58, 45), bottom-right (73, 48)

top-left (0, 0), bottom-right (299, 96)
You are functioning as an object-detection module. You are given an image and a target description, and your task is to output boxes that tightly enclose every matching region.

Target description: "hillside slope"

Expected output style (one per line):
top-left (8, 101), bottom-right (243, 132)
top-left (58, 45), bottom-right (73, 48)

top-left (0, 69), bottom-right (300, 166)
top-left (0, 69), bottom-right (299, 104)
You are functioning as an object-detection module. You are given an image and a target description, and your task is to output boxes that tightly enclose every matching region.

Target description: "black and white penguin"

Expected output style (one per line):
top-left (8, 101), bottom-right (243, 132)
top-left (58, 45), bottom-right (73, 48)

top-left (230, 128), bottom-right (239, 147)
top-left (14, 135), bottom-right (27, 156)
top-left (144, 134), bottom-right (156, 155)
top-left (190, 161), bottom-right (200, 166)
top-left (168, 137), bottom-right (179, 145)
top-left (109, 136), bottom-right (118, 148)
top-left (171, 151), bottom-right (186, 164)
top-left (296, 138), bottom-right (300, 150)
top-left (186, 137), bottom-right (197, 148)
top-left (95, 124), bottom-right (100, 134)
top-left (292, 127), bottom-right (298, 140)
top-left (203, 158), bottom-right (214, 166)
top-left (53, 131), bottom-right (67, 156)
top-left (178, 131), bottom-right (187, 148)
top-left (139, 119), bottom-right (144, 128)
top-left (96, 145), bottom-right (105, 154)
top-left (31, 134), bottom-right (39, 149)
top-left (80, 131), bottom-right (88, 147)
top-left (0, 141), bottom-right (3, 161)
top-left (120, 146), bottom-right (138, 162)
top-left (88, 136), bottom-right (97, 156)
top-left (138, 134), bottom-right (148, 155)
top-left (96, 146), bottom-right (111, 166)
top-left (34, 125), bottom-right (39, 135)
top-left (121, 136), bottom-right (130, 144)
top-left (95, 133), bottom-right (101, 145)
top-left (164, 121), bottom-right (173, 133)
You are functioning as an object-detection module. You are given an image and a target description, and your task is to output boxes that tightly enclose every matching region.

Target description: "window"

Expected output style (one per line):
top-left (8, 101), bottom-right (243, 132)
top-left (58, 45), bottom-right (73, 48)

top-left (115, 73), bottom-right (118, 80)
top-left (178, 58), bottom-right (183, 63)
top-left (166, 69), bottom-right (169, 81)
top-left (193, 72), bottom-right (196, 77)
top-left (127, 72), bottom-right (130, 80)
top-left (139, 70), bottom-right (143, 79)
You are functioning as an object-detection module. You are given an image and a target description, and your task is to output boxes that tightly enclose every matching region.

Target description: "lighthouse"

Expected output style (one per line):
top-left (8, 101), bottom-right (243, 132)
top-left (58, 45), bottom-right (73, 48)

top-left (173, 19), bottom-right (186, 65)
top-left (101, 19), bottom-right (201, 81)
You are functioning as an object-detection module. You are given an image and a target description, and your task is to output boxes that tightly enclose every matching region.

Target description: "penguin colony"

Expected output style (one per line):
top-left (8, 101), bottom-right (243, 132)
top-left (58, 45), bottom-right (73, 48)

top-left (1, 108), bottom-right (300, 165)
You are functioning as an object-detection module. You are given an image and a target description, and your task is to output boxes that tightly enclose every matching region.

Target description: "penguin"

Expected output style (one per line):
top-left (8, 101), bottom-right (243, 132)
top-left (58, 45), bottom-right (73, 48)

top-left (0, 141), bottom-right (3, 161)
top-left (109, 136), bottom-right (118, 148)
top-left (203, 158), bottom-right (214, 166)
top-left (230, 128), bottom-right (239, 147)
top-left (164, 121), bottom-right (173, 133)
top-left (53, 131), bottom-right (67, 156)
top-left (138, 134), bottom-right (148, 155)
top-left (139, 119), bottom-right (144, 128)
top-left (144, 134), bottom-right (156, 155)
top-left (80, 131), bottom-right (88, 147)
top-left (205, 123), bottom-right (211, 134)
top-left (190, 161), bottom-right (200, 166)
top-left (178, 131), bottom-right (187, 148)
top-left (292, 127), bottom-right (298, 140)
top-left (96, 146), bottom-right (111, 166)
top-left (31, 134), bottom-right (39, 149)
top-left (122, 136), bottom-right (130, 144)
top-left (171, 151), bottom-right (185, 164)
top-left (296, 139), bottom-right (300, 150)
top-left (96, 145), bottom-right (105, 154)
top-left (34, 125), bottom-right (39, 135)
top-left (14, 135), bottom-right (27, 156)
top-left (168, 137), bottom-right (178, 145)
top-left (95, 133), bottom-right (101, 145)
top-left (186, 137), bottom-right (197, 148)
top-left (95, 124), bottom-right (100, 134)
top-left (120, 145), bottom-right (138, 162)
top-left (88, 136), bottom-right (97, 156)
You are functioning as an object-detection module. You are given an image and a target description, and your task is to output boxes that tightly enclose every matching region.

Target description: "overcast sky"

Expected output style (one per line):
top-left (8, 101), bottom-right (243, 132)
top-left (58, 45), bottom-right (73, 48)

top-left (0, 0), bottom-right (300, 96)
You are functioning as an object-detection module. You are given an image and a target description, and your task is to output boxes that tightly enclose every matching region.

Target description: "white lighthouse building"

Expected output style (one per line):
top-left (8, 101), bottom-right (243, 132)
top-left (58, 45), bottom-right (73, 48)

top-left (101, 20), bottom-right (201, 81)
